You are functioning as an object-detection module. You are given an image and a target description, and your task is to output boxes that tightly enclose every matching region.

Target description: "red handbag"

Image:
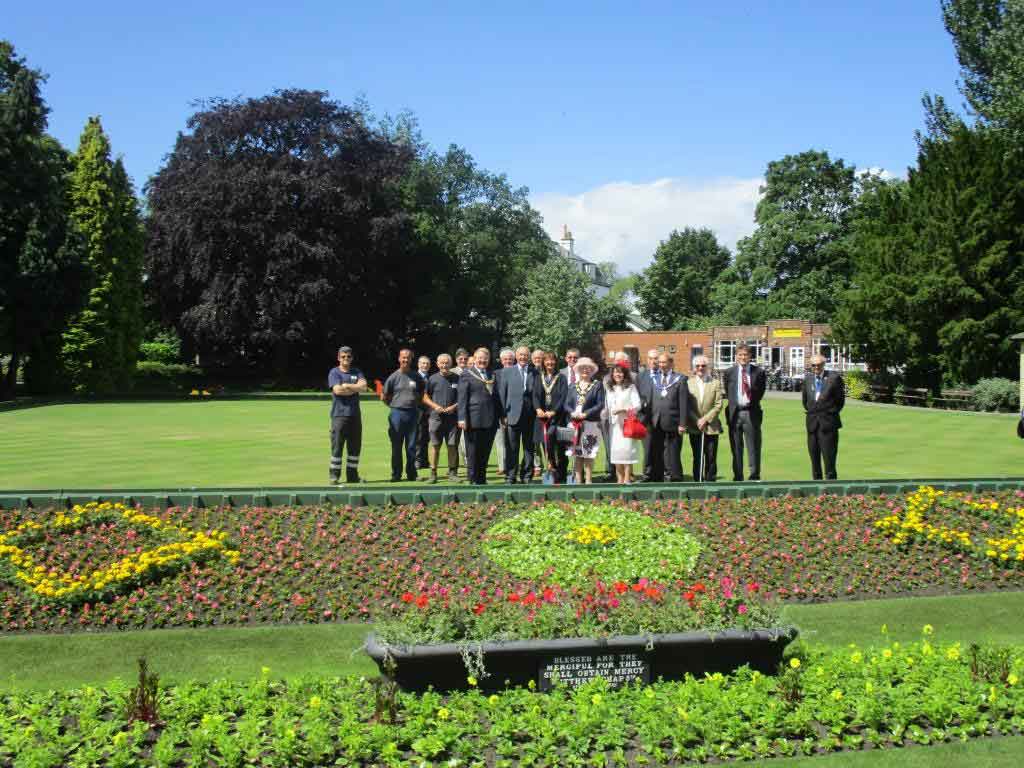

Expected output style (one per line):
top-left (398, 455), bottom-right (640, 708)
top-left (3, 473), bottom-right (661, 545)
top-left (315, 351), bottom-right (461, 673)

top-left (622, 409), bottom-right (647, 439)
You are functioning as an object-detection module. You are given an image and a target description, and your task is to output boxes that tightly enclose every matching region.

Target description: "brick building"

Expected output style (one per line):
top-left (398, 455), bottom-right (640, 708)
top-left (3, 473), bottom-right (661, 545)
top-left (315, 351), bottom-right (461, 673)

top-left (602, 319), bottom-right (865, 378)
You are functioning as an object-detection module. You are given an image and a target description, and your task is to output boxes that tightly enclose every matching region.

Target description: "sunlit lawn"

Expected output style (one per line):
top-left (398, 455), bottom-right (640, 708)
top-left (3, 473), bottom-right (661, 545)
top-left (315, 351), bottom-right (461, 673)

top-left (1, 397), bottom-right (1020, 489)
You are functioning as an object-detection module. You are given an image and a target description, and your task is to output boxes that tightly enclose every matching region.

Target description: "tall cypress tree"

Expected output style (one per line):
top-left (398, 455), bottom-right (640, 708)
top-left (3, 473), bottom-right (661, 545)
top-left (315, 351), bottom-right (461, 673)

top-left (61, 117), bottom-right (143, 393)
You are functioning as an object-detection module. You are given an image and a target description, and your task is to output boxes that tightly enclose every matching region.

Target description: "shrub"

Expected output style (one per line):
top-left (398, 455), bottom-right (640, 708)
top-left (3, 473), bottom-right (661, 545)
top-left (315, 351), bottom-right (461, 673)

top-left (843, 370), bottom-right (872, 401)
top-left (970, 378), bottom-right (1019, 412)
top-left (133, 360), bottom-right (203, 393)
top-left (138, 329), bottom-right (182, 365)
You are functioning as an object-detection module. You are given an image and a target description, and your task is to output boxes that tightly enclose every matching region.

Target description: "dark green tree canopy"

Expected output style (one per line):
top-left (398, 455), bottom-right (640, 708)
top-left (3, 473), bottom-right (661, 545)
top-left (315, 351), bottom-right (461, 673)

top-left (833, 123), bottom-right (1024, 389)
top-left (634, 227), bottom-right (730, 330)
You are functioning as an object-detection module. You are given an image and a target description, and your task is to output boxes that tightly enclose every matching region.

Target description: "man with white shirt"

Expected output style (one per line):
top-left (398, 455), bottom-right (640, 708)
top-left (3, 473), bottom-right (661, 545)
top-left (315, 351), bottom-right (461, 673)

top-left (724, 344), bottom-right (767, 481)
top-left (646, 353), bottom-right (688, 482)
top-left (494, 347), bottom-right (516, 479)
top-left (561, 347), bottom-right (580, 387)
top-left (802, 353), bottom-right (845, 480)
top-left (637, 348), bottom-right (659, 480)
top-left (685, 355), bottom-right (723, 482)
top-left (497, 345), bottom-right (538, 483)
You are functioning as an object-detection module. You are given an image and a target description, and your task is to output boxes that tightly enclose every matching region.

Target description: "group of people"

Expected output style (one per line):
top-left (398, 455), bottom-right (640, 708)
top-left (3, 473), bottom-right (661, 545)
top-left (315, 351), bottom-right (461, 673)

top-left (327, 342), bottom-right (846, 486)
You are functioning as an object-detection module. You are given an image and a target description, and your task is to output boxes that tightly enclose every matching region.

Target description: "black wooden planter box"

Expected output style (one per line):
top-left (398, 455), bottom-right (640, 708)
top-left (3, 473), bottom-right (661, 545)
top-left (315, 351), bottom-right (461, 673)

top-left (365, 627), bottom-right (798, 692)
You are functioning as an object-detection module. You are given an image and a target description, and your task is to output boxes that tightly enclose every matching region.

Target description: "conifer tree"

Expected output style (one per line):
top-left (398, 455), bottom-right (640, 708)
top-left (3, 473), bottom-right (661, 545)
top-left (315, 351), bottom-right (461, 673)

top-left (61, 117), bottom-right (144, 392)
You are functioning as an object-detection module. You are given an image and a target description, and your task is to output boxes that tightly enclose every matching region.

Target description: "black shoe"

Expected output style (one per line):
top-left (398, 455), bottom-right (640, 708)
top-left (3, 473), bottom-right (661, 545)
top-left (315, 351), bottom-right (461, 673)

top-left (329, 475), bottom-right (341, 485)
top-left (429, 471), bottom-right (438, 484)
top-left (391, 475), bottom-right (402, 483)
top-left (346, 471), bottom-right (361, 484)
top-left (447, 472), bottom-right (458, 483)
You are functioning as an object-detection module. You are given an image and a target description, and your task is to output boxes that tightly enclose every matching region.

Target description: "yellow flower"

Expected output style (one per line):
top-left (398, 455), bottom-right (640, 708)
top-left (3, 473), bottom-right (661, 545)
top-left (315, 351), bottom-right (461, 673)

top-left (591, 694), bottom-right (603, 705)
top-left (1008, 673), bottom-right (1019, 686)
top-left (831, 689), bottom-right (843, 701)
top-left (261, 666), bottom-right (271, 677)
top-left (488, 694), bottom-right (499, 705)
top-left (946, 646), bottom-right (961, 661)
top-left (922, 624), bottom-right (934, 635)
top-left (437, 707), bottom-right (450, 721)
top-left (882, 649), bottom-right (893, 659)
top-left (308, 696), bottom-right (321, 708)
top-left (789, 658), bottom-right (801, 669)
top-left (527, 679), bottom-right (536, 690)
top-left (850, 651), bottom-right (862, 664)
top-left (467, 676), bottom-right (477, 687)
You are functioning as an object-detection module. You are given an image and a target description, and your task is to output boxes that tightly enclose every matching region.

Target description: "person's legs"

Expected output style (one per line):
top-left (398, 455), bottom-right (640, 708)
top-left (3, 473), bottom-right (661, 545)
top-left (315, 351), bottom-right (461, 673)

top-left (505, 423), bottom-right (522, 483)
top-left (387, 410), bottom-right (403, 480)
top-left (403, 412), bottom-right (418, 480)
top-left (705, 434), bottom-right (719, 482)
top-left (649, 428), bottom-right (666, 482)
top-left (822, 428), bottom-right (838, 480)
top-left (330, 417), bottom-right (344, 483)
top-left (807, 428), bottom-right (823, 480)
top-left (601, 420), bottom-right (613, 478)
top-left (518, 420), bottom-right (535, 483)
top-left (729, 418), bottom-right (745, 481)
top-left (664, 432), bottom-right (683, 482)
top-left (495, 425), bottom-right (507, 477)
top-left (416, 410), bottom-right (429, 469)
top-left (689, 431), bottom-right (702, 481)
top-left (623, 463), bottom-right (632, 484)
top-left (464, 428), bottom-right (480, 484)
top-left (583, 458), bottom-right (594, 484)
top-left (477, 426), bottom-right (497, 484)
top-left (345, 414), bottom-right (362, 483)
top-left (746, 413), bottom-right (762, 480)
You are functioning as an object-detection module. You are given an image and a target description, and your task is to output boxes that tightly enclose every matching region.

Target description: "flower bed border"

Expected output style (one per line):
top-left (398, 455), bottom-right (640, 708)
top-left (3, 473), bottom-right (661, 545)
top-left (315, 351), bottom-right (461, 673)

top-left (365, 627), bottom-right (798, 692)
top-left (1, 476), bottom-right (1023, 510)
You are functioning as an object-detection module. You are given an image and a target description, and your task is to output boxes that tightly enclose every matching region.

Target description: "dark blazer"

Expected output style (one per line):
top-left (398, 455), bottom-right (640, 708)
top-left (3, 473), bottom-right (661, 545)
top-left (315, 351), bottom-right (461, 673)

top-left (496, 364), bottom-right (537, 426)
top-left (564, 380), bottom-right (606, 422)
top-left (647, 370), bottom-right (689, 430)
top-left (802, 370), bottom-right (845, 432)
top-left (724, 364), bottom-right (767, 426)
top-left (457, 368), bottom-right (499, 430)
top-left (636, 370), bottom-right (655, 424)
top-left (533, 372), bottom-right (568, 443)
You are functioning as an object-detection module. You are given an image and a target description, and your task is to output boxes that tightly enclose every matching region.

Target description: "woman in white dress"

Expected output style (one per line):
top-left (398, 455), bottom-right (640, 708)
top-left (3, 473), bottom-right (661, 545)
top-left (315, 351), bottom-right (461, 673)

top-left (604, 362), bottom-right (642, 484)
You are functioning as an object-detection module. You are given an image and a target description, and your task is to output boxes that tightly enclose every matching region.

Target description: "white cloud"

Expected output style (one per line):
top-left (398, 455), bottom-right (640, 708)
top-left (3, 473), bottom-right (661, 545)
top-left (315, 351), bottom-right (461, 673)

top-left (531, 176), bottom-right (763, 275)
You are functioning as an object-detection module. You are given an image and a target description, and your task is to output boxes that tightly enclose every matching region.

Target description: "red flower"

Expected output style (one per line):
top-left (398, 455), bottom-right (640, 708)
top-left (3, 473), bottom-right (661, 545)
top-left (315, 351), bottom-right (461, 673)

top-left (542, 587), bottom-right (556, 603)
top-left (473, 602), bottom-right (486, 615)
top-left (692, 582), bottom-right (706, 593)
top-left (644, 587), bottom-right (661, 600)
top-left (400, 592), bottom-right (415, 603)
top-left (631, 583), bottom-right (644, 592)
top-left (415, 594), bottom-right (429, 608)
top-left (522, 591), bottom-right (538, 606)
top-left (683, 591), bottom-right (696, 601)
top-left (507, 592), bottom-right (520, 603)
top-left (613, 581), bottom-right (628, 594)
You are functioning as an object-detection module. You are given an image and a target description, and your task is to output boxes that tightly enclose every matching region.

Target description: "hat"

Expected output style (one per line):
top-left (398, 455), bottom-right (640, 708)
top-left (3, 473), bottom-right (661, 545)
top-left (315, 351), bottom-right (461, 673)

top-left (574, 357), bottom-right (598, 374)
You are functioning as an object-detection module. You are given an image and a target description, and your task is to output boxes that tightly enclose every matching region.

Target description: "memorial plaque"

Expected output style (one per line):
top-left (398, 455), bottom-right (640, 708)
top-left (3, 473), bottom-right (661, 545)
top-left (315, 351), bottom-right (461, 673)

top-left (538, 651), bottom-right (650, 691)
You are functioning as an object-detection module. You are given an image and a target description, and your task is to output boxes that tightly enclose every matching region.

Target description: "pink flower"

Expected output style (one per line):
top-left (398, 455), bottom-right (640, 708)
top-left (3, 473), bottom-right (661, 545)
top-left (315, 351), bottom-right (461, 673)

top-left (737, 604), bottom-right (748, 614)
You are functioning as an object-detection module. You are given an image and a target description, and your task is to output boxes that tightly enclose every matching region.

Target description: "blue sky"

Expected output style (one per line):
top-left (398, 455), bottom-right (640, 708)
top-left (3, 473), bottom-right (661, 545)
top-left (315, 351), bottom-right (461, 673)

top-left (8, 0), bottom-right (964, 271)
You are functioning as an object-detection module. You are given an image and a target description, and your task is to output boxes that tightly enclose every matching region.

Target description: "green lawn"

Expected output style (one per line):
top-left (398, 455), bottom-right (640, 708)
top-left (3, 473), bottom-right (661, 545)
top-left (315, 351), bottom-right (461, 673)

top-left (0, 397), bottom-right (1020, 489)
top-left (2, 590), bottom-right (1021, 693)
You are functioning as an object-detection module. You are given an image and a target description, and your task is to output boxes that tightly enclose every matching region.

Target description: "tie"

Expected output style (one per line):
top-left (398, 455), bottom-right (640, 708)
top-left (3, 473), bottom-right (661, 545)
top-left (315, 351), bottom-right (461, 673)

top-left (569, 368), bottom-right (576, 386)
top-left (815, 377), bottom-right (822, 400)
top-left (742, 367), bottom-right (750, 398)
top-left (521, 366), bottom-right (527, 387)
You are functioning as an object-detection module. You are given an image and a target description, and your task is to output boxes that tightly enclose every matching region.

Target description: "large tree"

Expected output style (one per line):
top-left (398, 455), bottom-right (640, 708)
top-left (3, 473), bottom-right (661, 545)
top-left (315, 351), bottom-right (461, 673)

top-left (0, 41), bottom-right (84, 397)
top-left (633, 227), bottom-right (730, 330)
top-left (833, 123), bottom-right (1024, 389)
top-left (942, 0), bottom-right (1024, 136)
top-left (714, 150), bottom-right (859, 324)
top-left (61, 118), bottom-right (144, 393)
top-left (145, 90), bottom-right (417, 377)
top-left (507, 257), bottom-right (628, 357)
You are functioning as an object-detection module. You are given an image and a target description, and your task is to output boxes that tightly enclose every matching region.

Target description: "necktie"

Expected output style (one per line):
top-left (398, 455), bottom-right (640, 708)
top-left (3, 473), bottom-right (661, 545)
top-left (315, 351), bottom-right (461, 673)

top-left (521, 366), bottom-right (527, 387)
top-left (815, 377), bottom-right (822, 399)
top-left (570, 368), bottom-right (576, 386)
top-left (742, 367), bottom-right (750, 398)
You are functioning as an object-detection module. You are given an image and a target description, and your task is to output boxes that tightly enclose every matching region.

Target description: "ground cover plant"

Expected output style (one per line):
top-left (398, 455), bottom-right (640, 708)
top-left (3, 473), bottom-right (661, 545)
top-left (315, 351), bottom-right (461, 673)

top-left (2, 633), bottom-right (1022, 767)
top-left (0, 488), bottom-right (1023, 634)
top-left (0, 398), bottom-right (1021, 489)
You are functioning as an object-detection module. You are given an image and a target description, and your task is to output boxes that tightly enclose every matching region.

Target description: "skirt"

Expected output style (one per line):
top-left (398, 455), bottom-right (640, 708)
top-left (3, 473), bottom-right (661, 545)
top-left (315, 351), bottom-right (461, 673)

top-left (567, 420), bottom-right (601, 459)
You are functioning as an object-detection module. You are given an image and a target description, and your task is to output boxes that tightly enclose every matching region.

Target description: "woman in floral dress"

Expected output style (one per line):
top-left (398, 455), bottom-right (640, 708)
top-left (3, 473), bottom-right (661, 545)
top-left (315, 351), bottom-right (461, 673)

top-left (564, 357), bottom-right (605, 484)
top-left (604, 362), bottom-right (642, 484)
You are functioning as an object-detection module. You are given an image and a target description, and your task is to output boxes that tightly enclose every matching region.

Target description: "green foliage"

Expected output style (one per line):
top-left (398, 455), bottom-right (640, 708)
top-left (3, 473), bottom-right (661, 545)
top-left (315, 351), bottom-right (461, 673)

top-left (506, 257), bottom-right (627, 356)
top-left (483, 504), bottom-right (701, 586)
top-left (833, 124), bottom-right (1024, 389)
top-left (1, 638), bottom-right (1022, 765)
top-left (943, 0), bottom-right (1024, 138)
top-left (713, 150), bottom-right (860, 325)
top-left (61, 118), bottom-right (144, 394)
top-left (970, 378), bottom-right (1020, 412)
top-left (843, 370), bottom-right (873, 401)
top-left (634, 227), bottom-right (730, 329)
top-left (139, 329), bottom-right (182, 364)
top-left (0, 41), bottom-right (86, 397)
top-left (124, 657), bottom-right (161, 725)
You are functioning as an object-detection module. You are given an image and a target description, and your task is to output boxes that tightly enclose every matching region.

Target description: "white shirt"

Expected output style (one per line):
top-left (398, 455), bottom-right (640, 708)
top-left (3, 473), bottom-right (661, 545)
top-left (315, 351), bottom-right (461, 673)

top-left (734, 364), bottom-right (750, 407)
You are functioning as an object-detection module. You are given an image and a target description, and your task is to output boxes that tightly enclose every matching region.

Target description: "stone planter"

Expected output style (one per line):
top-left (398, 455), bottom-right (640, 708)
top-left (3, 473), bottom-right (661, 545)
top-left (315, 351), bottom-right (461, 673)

top-left (365, 627), bottom-right (797, 692)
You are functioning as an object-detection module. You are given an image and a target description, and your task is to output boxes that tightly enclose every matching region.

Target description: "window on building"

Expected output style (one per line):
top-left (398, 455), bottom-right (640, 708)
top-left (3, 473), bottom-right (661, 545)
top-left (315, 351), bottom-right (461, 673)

top-left (747, 339), bottom-right (766, 364)
top-left (715, 340), bottom-right (736, 367)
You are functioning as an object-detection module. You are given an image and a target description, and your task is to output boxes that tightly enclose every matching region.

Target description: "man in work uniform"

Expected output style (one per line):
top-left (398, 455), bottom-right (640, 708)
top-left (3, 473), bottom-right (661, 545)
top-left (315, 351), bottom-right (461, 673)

top-left (423, 353), bottom-right (461, 483)
top-left (327, 346), bottom-right (367, 484)
top-left (414, 355), bottom-right (432, 471)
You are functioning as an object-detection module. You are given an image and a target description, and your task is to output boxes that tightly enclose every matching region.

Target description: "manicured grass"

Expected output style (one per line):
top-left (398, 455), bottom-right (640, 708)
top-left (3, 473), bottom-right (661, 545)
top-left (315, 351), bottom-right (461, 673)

top-left (753, 737), bottom-right (1024, 767)
top-left (0, 397), bottom-right (1020, 489)
top-left (2, 591), bottom-right (1021, 693)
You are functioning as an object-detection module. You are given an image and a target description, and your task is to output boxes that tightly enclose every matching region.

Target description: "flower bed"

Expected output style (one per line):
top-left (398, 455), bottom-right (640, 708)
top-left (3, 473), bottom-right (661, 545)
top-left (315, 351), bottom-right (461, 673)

top-left (3, 635), bottom-right (1022, 766)
top-left (1, 490), bottom-right (1023, 633)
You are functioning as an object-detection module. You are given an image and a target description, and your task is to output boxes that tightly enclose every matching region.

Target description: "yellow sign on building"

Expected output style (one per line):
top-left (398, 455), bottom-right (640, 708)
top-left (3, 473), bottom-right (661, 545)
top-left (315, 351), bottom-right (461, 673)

top-left (772, 328), bottom-right (803, 339)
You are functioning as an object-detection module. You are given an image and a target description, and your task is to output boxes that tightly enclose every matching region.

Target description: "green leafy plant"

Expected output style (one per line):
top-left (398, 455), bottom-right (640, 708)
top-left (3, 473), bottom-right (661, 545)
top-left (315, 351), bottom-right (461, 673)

top-left (483, 504), bottom-right (701, 586)
top-left (124, 657), bottom-right (161, 725)
top-left (970, 378), bottom-right (1019, 412)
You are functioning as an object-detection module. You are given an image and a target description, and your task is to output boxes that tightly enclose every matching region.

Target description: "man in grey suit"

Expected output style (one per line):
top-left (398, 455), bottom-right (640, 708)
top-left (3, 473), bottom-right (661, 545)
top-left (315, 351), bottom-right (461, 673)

top-left (636, 349), bottom-right (658, 481)
top-left (724, 344), bottom-right (767, 481)
top-left (458, 347), bottom-right (500, 485)
top-left (802, 354), bottom-right (845, 480)
top-left (497, 345), bottom-right (538, 483)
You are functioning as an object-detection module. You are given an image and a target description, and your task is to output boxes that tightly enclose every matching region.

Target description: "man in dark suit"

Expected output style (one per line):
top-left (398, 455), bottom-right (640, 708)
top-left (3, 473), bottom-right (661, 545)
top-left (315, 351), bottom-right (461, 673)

top-left (458, 347), bottom-right (500, 484)
top-left (802, 354), bottom-right (845, 480)
top-left (646, 353), bottom-right (688, 482)
top-left (497, 345), bottom-right (538, 483)
top-left (560, 347), bottom-right (580, 388)
top-left (724, 344), bottom-right (767, 481)
top-left (636, 348), bottom-right (658, 480)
